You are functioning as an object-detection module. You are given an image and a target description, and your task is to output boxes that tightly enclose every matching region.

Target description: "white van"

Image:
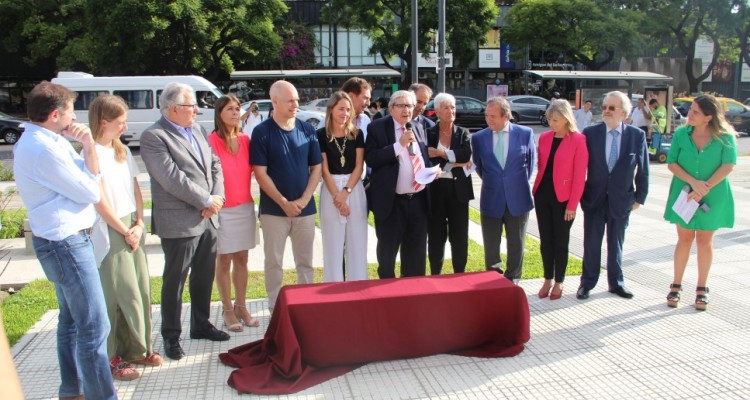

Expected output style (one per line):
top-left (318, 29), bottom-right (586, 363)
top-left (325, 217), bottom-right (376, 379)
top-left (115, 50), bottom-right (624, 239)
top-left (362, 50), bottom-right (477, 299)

top-left (51, 71), bottom-right (223, 144)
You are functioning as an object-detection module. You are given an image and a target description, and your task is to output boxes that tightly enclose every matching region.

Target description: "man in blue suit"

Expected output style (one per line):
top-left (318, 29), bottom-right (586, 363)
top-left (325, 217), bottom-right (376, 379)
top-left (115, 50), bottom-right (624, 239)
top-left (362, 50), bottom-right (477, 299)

top-left (472, 96), bottom-right (536, 282)
top-left (409, 83), bottom-right (436, 144)
top-left (577, 91), bottom-right (649, 300)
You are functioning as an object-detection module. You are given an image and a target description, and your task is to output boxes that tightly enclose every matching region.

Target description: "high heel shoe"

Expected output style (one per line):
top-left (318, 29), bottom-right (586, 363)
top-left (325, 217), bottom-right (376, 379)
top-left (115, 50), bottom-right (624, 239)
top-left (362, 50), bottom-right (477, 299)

top-left (695, 286), bottom-right (709, 311)
top-left (538, 281), bottom-right (552, 299)
top-left (666, 283), bottom-right (681, 308)
top-left (235, 304), bottom-right (260, 328)
top-left (222, 309), bottom-right (243, 332)
top-left (550, 285), bottom-right (563, 300)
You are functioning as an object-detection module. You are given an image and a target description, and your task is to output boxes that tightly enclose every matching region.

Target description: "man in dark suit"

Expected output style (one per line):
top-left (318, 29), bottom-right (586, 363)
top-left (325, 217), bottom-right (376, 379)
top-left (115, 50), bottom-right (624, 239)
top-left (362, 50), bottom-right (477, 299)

top-left (577, 91), bottom-right (649, 300)
top-left (409, 83), bottom-right (436, 144)
top-left (471, 96), bottom-right (536, 283)
top-left (365, 90), bottom-right (432, 278)
top-left (141, 83), bottom-right (228, 360)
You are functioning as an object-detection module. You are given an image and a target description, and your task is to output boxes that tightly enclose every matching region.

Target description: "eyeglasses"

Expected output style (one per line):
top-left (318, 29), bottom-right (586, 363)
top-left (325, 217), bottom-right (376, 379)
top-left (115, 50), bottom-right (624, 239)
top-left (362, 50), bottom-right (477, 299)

top-left (601, 105), bottom-right (621, 112)
top-left (177, 103), bottom-right (199, 109)
top-left (393, 104), bottom-right (415, 110)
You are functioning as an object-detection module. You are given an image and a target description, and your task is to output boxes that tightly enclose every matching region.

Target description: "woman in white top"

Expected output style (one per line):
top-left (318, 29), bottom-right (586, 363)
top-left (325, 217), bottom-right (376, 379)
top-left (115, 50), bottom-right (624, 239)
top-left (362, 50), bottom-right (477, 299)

top-left (88, 94), bottom-right (161, 381)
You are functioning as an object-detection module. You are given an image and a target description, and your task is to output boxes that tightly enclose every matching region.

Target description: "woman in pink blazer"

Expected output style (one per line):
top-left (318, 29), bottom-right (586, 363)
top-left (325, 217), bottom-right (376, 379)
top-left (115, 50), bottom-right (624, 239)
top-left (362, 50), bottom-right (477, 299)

top-left (533, 99), bottom-right (589, 300)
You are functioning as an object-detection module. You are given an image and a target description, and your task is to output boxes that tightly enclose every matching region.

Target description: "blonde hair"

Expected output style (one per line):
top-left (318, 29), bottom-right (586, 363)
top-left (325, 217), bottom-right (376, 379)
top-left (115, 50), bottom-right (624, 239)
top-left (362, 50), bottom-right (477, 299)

top-left (89, 94), bottom-right (128, 163)
top-left (546, 99), bottom-right (579, 134)
top-left (324, 91), bottom-right (357, 141)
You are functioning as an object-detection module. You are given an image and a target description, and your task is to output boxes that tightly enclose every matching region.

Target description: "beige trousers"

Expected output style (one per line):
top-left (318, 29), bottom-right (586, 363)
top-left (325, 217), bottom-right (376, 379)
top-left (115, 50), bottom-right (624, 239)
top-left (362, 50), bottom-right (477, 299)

top-left (258, 214), bottom-right (315, 309)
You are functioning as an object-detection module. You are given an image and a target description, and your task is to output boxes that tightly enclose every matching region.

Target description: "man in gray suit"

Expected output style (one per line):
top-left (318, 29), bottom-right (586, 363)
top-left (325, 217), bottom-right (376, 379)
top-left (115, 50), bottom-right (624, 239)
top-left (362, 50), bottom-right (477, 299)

top-left (140, 83), bottom-right (228, 361)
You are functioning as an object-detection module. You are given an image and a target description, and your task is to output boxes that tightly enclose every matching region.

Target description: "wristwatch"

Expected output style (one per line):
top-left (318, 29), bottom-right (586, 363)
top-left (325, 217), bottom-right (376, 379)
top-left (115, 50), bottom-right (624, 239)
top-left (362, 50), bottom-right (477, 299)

top-left (343, 187), bottom-right (352, 193)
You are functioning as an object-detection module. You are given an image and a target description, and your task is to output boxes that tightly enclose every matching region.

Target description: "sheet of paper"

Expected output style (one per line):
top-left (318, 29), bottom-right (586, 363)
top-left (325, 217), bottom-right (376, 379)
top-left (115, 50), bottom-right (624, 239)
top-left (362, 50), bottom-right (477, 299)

top-left (672, 188), bottom-right (700, 224)
top-left (415, 165), bottom-right (442, 184)
top-left (463, 162), bottom-right (476, 177)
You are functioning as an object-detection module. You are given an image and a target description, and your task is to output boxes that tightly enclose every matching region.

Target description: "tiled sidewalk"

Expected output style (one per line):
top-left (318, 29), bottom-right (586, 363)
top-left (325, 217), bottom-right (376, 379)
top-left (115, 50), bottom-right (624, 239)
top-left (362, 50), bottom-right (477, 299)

top-left (10, 160), bottom-right (750, 399)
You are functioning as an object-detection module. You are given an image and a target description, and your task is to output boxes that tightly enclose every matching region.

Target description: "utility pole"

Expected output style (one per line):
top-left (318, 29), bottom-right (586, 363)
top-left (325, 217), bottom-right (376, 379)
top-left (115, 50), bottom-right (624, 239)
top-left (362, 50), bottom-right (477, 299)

top-left (411, 0), bottom-right (418, 85)
top-left (437, 0), bottom-right (446, 92)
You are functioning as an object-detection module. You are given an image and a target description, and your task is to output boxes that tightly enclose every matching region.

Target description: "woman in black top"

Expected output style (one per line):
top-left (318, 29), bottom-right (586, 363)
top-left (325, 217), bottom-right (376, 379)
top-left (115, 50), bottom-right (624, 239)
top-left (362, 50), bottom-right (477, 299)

top-left (316, 91), bottom-right (368, 282)
top-left (426, 93), bottom-right (474, 274)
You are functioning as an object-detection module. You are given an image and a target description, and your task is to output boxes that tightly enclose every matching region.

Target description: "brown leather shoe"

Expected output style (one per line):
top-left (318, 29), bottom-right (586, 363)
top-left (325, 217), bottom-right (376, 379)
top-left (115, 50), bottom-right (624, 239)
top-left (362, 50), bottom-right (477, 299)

top-left (60, 396), bottom-right (84, 400)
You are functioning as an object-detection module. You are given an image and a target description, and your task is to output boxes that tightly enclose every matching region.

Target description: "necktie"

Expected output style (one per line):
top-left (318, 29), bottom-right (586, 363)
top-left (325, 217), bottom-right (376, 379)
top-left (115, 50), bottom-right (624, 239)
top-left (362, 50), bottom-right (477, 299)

top-left (403, 126), bottom-right (424, 191)
top-left (608, 129), bottom-right (619, 172)
top-left (494, 131), bottom-right (506, 168)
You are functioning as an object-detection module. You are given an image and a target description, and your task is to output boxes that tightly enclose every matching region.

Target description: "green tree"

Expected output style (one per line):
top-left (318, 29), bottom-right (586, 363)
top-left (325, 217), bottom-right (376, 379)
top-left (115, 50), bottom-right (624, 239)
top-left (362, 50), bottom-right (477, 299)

top-left (0, 0), bottom-right (287, 79)
top-left (323, 0), bottom-right (499, 87)
top-left (503, 0), bottom-right (645, 71)
top-left (642, 0), bottom-right (737, 93)
top-left (731, 0), bottom-right (750, 73)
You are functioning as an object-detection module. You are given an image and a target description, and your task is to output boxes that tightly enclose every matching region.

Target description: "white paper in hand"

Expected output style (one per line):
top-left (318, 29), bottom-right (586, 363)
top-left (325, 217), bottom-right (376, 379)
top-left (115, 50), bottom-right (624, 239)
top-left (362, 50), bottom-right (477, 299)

top-left (672, 187), bottom-right (700, 223)
top-left (415, 165), bottom-right (442, 184)
top-left (463, 162), bottom-right (476, 177)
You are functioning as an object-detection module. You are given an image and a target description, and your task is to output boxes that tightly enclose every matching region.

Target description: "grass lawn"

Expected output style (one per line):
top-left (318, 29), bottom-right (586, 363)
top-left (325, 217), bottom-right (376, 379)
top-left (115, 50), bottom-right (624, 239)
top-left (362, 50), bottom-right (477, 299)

top-left (1, 207), bottom-right (582, 347)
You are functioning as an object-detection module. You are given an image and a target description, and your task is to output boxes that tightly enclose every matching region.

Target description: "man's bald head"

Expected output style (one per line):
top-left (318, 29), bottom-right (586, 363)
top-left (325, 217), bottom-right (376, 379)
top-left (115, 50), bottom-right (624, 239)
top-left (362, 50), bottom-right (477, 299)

top-left (269, 80), bottom-right (299, 122)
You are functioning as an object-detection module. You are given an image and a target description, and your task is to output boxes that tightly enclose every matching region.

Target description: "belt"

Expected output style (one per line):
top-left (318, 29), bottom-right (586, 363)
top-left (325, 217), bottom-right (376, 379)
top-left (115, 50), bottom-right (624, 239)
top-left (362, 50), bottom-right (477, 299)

top-left (395, 191), bottom-right (423, 199)
top-left (79, 227), bottom-right (92, 235)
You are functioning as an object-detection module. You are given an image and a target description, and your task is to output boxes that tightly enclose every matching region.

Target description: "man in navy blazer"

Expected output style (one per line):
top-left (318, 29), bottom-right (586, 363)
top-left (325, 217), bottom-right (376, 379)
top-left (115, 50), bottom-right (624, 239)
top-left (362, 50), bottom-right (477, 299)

top-left (409, 83), bottom-right (436, 144)
top-left (577, 91), bottom-right (649, 300)
top-left (472, 96), bottom-right (536, 282)
top-left (366, 90), bottom-right (432, 278)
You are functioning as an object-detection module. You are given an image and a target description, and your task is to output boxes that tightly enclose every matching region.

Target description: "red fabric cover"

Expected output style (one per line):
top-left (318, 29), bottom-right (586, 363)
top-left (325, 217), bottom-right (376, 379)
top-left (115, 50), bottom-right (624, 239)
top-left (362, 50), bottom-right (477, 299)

top-left (219, 271), bottom-right (530, 394)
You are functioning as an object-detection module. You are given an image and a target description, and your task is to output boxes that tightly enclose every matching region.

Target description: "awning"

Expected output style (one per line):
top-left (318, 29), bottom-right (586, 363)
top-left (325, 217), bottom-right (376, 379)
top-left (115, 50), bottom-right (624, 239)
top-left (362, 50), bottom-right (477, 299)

top-left (231, 68), bottom-right (402, 79)
top-left (524, 70), bottom-right (673, 81)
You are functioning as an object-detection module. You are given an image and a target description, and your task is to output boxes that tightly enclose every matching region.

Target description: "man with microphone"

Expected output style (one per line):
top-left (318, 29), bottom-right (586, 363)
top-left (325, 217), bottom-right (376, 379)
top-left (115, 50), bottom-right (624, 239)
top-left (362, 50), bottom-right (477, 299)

top-left (365, 90), bottom-right (433, 278)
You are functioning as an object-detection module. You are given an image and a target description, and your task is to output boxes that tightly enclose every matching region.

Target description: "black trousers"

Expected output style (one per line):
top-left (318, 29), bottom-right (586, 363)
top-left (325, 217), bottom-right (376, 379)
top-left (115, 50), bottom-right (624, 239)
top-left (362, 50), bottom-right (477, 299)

top-left (160, 225), bottom-right (217, 340)
top-left (428, 178), bottom-right (469, 274)
top-left (534, 192), bottom-right (574, 282)
top-left (375, 191), bottom-right (428, 278)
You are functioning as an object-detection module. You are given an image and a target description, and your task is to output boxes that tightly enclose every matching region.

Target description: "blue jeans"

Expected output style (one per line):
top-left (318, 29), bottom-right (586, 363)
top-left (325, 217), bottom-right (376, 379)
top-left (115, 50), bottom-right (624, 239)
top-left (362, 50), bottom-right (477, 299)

top-left (33, 232), bottom-right (117, 399)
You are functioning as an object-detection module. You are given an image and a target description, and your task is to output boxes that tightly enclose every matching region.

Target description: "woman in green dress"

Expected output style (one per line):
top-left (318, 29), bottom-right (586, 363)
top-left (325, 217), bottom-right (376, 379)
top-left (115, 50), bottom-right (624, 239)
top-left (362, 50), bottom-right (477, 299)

top-left (663, 95), bottom-right (736, 311)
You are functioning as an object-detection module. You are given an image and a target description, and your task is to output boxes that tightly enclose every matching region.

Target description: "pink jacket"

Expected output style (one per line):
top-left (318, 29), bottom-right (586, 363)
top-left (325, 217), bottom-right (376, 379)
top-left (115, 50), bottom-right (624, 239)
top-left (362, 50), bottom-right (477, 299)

top-left (532, 130), bottom-right (589, 211)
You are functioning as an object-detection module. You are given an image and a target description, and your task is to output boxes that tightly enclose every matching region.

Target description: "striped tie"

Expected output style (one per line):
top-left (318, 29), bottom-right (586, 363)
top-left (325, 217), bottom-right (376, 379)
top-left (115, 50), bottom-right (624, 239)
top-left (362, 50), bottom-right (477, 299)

top-left (411, 151), bottom-right (424, 191)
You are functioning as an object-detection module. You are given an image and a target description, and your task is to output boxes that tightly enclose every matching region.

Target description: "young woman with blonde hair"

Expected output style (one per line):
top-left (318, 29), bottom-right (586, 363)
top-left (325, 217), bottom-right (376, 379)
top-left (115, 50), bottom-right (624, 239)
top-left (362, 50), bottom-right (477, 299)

top-left (89, 94), bottom-right (161, 381)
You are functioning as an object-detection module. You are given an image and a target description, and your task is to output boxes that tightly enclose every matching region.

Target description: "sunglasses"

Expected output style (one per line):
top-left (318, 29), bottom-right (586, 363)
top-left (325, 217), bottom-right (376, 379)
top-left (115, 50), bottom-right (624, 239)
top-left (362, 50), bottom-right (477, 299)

top-left (601, 105), bottom-right (620, 112)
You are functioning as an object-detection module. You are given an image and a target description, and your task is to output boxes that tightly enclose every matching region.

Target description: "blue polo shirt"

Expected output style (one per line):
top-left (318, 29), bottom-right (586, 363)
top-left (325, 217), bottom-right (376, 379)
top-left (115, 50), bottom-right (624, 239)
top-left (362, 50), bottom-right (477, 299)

top-left (250, 118), bottom-right (322, 217)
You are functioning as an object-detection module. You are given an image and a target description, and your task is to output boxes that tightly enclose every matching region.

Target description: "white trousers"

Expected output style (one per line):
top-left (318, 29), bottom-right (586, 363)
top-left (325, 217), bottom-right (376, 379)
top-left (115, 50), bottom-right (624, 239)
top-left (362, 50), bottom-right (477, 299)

top-left (320, 174), bottom-right (369, 282)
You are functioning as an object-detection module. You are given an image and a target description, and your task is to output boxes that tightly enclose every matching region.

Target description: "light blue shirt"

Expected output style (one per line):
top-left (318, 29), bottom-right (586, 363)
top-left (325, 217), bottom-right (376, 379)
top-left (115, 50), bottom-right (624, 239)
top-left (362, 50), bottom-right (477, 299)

top-left (605, 123), bottom-right (624, 161)
top-left (13, 123), bottom-right (100, 241)
top-left (491, 121), bottom-right (510, 162)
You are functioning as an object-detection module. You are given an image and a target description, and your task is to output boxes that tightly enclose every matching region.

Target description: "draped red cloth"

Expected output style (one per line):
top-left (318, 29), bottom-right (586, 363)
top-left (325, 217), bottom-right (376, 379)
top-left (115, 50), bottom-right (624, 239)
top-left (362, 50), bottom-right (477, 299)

top-left (219, 271), bottom-right (530, 394)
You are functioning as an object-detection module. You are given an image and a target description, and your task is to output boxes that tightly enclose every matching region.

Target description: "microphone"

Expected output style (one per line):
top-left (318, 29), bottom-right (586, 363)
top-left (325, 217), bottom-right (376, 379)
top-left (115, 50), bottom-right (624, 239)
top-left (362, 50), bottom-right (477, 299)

top-left (405, 122), bottom-right (415, 155)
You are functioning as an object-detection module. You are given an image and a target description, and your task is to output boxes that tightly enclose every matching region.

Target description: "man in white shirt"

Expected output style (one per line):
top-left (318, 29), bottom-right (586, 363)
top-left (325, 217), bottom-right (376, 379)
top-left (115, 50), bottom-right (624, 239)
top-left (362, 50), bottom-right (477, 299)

top-left (574, 100), bottom-right (593, 130)
top-left (626, 97), bottom-right (652, 134)
top-left (341, 77), bottom-right (372, 137)
top-left (14, 81), bottom-right (116, 400)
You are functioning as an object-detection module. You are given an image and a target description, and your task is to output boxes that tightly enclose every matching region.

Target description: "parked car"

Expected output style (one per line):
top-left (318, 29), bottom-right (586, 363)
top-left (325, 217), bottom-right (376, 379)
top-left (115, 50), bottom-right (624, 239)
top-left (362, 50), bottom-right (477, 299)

top-left (0, 111), bottom-right (25, 144)
top-left (674, 96), bottom-right (750, 136)
top-left (241, 100), bottom-right (326, 129)
top-left (505, 95), bottom-right (550, 123)
top-left (300, 98), bottom-right (329, 113)
top-left (424, 95), bottom-right (487, 131)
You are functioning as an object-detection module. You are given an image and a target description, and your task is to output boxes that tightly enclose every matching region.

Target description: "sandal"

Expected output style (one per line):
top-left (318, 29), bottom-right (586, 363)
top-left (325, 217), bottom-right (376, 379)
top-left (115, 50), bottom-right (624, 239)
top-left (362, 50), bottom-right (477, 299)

top-left (666, 283), bottom-right (682, 308)
top-left (110, 356), bottom-right (141, 381)
top-left (222, 309), bottom-right (243, 332)
top-left (695, 286), bottom-right (709, 311)
top-left (131, 352), bottom-right (164, 367)
top-left (235, 304), bottom-right (260, 328)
